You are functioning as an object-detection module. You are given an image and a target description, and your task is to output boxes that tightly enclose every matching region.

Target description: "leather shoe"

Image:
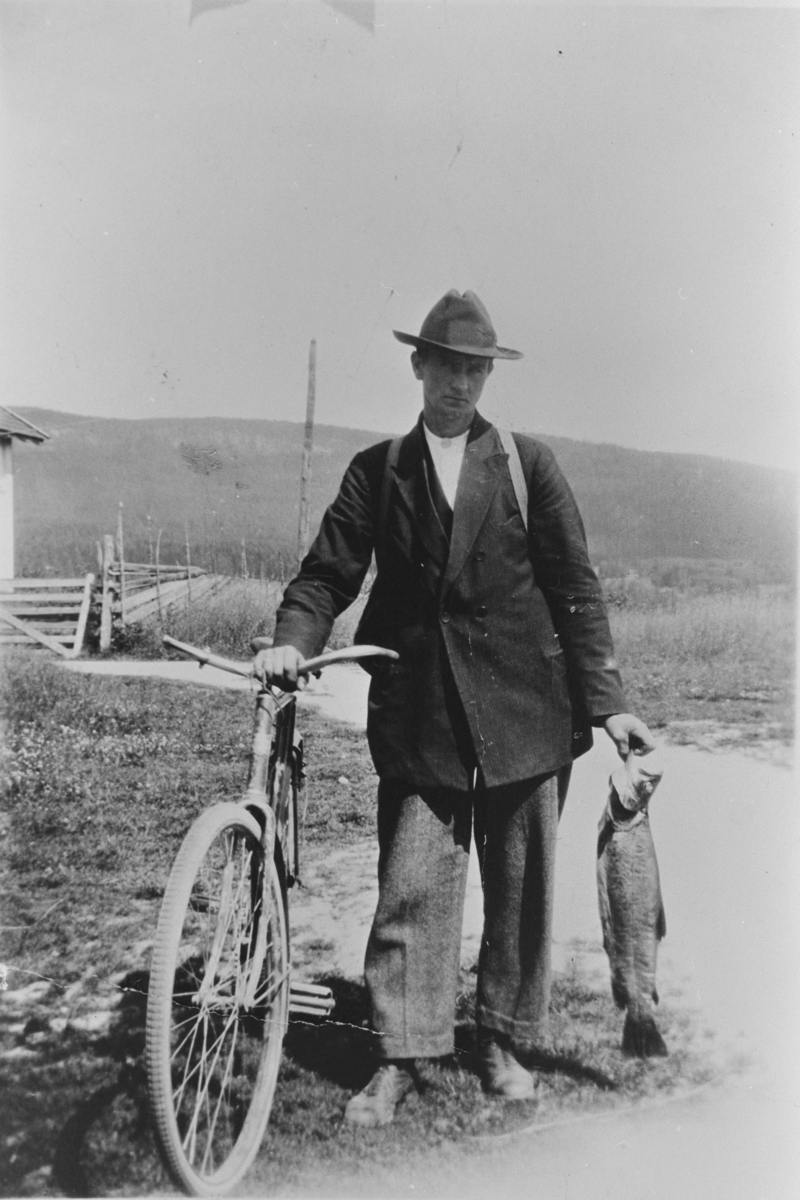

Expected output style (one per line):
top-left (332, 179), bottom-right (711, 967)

top-left (477, 1034), bottom-right (535, 1100)
top-left (344, 1062), bottom-right (416, 1127)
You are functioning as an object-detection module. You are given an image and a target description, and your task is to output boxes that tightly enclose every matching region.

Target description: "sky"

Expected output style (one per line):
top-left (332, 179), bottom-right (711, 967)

top-left (1, 0), bottom-right (798, 470)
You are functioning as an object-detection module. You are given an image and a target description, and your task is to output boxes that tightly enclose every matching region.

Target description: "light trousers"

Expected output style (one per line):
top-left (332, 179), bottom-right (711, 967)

top-left (364, 769), bottom-right (570, 1060)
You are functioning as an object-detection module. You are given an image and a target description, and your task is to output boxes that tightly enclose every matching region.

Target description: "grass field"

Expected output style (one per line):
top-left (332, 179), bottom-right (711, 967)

top-left (0, 657), bottom-right (717, 1198)
top-left (610, 588), bottom-right (795, 749)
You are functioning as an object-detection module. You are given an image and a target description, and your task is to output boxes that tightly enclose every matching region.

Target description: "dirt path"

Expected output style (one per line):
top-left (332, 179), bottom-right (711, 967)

top-left (60, 657), bottom-right (800, 1199)
top-left (288, 738), bottom-right (799, 1200)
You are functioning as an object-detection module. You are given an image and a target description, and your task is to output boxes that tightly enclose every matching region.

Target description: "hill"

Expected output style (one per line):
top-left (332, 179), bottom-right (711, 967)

top-left (11, 408), bottom-right (797, 586)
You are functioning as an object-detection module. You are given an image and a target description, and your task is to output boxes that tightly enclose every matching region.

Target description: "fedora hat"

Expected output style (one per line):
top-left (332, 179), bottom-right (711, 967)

top-left (393, 290), bottom-right (522, 360)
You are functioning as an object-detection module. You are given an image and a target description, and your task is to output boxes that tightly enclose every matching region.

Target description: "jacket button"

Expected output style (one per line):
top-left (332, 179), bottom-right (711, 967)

top-left (440, 609), bottom-right (451, 623)
top-left (475, 550), bottom-right (486, 561)
top-left (476, 605), bottom-right (488, 619)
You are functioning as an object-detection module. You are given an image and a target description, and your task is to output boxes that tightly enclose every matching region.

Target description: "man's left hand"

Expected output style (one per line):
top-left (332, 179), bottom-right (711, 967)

top-left (603, 713), bottom-right (657, 759)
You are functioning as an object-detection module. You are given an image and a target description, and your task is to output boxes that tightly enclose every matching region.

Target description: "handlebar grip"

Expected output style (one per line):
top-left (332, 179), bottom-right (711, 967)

top-left (298, 645), bottom-right (398, 674)
top-left (163, 635), bottom-right (255, 679)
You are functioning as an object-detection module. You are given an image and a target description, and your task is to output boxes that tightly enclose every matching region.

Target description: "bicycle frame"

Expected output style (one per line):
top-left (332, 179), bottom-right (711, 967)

top-left (157, 634), bottom-right (398, 1022)
top-left (228, 684), bottom-right (316, 1016)
top-left (240, 686), bottom-right (302, 890)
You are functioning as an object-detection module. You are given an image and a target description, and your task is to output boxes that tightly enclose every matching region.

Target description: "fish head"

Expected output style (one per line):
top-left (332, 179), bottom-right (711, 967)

top-left (609, 752), bottom-right (665, 814)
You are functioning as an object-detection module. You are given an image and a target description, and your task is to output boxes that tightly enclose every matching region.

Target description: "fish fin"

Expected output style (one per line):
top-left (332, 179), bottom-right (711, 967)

top-left (656, 900), bottom-right (666, 941)
top-left (598, 895), bottom-right (612, 957)
top-left (597, 818), bottom-right (615, 858)
top-left (622, 1013), bottom-right (668, 1058)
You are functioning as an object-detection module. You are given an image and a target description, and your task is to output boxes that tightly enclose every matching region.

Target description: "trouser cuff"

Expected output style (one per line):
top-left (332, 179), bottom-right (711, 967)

top-left (375, 1031), bottom-right (455, 1061)
top-left (475, 1003), bottom-right (550, 1048)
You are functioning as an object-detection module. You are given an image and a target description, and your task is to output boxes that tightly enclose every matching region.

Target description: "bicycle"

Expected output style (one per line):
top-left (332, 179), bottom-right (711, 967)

top-left (145, 634), bottom-right (397, 1197)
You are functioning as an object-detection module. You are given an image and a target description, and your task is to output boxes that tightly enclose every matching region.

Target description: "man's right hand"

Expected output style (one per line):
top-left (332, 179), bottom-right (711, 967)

top-left (252, 644), bottom-right (307, 691)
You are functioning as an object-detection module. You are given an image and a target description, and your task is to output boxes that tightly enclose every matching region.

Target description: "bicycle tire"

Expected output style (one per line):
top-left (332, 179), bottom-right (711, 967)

top-left (146, 803), bottom-right (289, 1196)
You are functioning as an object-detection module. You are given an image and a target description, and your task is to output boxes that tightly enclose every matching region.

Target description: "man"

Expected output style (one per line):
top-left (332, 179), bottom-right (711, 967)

top-left (255, 290), bottom-right (655, 1125)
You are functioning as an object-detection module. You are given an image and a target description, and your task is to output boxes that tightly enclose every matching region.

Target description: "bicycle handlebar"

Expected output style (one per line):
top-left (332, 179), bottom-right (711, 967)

top-left (162, 635), bottom-right (398, 681)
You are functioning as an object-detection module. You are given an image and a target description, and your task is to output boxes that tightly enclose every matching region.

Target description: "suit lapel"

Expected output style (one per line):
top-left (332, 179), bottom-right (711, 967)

top-left (391, 423), bottom-right (449, 571)
top-left (442, 416), bottom-right (505, 594)
top-left (390, 415), bottom-right (506, 596)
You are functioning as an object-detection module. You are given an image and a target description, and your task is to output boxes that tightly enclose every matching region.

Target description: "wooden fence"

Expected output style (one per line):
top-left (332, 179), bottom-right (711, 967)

top-left (0, 536), bottom-right (230, 657)
top-left (98, 534), bottom-right (228, 650)
top-left (0, 575), bottom-right (94, 658)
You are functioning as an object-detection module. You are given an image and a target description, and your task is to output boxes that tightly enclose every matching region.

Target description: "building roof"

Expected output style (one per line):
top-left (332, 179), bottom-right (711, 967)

top-left (0, 406), bottom-right (49, 443)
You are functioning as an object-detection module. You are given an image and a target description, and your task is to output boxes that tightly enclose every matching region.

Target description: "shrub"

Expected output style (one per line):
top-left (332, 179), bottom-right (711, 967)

top-left (117, 578), bottom-right (370, 658)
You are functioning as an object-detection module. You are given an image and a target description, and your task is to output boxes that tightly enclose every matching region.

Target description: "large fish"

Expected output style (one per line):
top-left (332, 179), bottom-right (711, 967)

top-left (597, 753), bottom-right (668, 1057)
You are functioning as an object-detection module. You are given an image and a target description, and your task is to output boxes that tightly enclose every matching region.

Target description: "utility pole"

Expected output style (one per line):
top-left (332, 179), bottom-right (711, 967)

top-left (297, 338), bottom-right (316, 569)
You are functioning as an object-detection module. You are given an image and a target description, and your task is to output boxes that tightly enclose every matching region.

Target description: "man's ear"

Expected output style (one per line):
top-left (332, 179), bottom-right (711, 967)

top-left (487, 359), bottom-right (494, 376)
top-left (411, 350), bottom-right (424, 380)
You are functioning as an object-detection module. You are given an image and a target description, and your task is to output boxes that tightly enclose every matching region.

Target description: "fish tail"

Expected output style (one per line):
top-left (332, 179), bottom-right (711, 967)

top-left (622, 1012), bottom-right (668, 1058)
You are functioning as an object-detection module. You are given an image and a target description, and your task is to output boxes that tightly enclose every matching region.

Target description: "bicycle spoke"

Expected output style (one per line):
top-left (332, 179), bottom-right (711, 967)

top-left (181, 1003), bottom-right (239, 1162)
top-left (251, 964), bottom-right (290, 1010)
top-left (214, 849), bottom-right (256, 998)
top-left (173, 1012), bottom-right (205, 1115)
top-left (174, 973), bottom-right (244, 1115)
top-left (200, 1008), bottom-right (241, 1176)
top-left (172, 836), bottom-right (265, 1167)
top-left (148, 806), bottom-right (290, 1193)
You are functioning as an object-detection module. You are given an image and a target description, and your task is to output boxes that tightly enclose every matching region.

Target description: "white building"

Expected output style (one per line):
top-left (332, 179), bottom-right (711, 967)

top-left (0, 406), bottom-right (48, 579)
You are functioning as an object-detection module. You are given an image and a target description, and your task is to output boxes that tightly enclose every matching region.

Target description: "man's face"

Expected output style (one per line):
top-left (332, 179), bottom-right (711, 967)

top-left (412, 346), bottom-right (493, 436)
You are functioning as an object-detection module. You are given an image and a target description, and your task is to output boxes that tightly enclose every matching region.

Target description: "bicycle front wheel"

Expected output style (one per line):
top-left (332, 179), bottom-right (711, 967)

top-left (146, 803), bottom-right (289, 1196)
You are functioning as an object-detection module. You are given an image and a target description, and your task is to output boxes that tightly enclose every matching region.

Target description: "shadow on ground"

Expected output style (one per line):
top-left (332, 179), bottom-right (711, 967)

top-left (283, 975), bottom-right (377, 1093)
top-left (1, 969), bottom-right (170, 1199)
top-left (3, 970), bottom-right (705, 1199)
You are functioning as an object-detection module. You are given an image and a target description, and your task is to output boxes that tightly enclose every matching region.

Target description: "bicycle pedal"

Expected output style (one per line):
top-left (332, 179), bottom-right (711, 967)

top-left (289, 981), bottom-right (335, 1018)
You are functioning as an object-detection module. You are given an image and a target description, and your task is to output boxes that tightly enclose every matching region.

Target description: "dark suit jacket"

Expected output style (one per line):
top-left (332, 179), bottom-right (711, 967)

top-left (273, 412), bottom-right (627, 790)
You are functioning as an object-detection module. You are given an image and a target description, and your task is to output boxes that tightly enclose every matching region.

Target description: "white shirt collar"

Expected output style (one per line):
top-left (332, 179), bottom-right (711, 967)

top-left (422, 423), bottom-right (469, 508)
top-left (422, 423), bottom-right (469, 452)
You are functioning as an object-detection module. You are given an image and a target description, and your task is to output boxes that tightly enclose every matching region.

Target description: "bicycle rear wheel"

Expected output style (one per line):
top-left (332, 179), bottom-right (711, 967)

top-left (146, 804), bottom-right (289, 1196)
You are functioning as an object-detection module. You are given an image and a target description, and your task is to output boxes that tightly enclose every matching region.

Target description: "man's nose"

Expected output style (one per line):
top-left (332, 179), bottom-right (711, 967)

top-left (449, 364), bottom-right (469, 393)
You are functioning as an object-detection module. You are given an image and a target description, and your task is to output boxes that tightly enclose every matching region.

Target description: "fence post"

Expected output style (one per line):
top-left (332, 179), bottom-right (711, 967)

top-left (116, 503), bottom-right (127, 627)
top-left (70, 573), bottom-right (95, 659)
top-left (100, 534), bottom-right (115, 651)
top-left (185, 519), bottom-right (192, 602)
top-left (155, 529), bottom-right (164, 629)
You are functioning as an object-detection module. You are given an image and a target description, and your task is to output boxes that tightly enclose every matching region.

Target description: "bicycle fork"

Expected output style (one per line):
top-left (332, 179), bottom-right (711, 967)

top-left (240, 690), bottom-right (334, 1020)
